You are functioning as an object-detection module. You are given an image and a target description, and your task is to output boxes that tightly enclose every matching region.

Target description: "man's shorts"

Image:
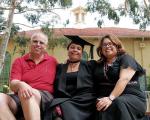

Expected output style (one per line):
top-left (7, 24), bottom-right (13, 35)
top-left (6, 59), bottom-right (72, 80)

top-left (8, 90), bottom-right (53, 119)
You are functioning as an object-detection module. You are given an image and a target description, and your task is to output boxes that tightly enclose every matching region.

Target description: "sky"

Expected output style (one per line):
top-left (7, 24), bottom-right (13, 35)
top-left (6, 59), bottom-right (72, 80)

top-left (11, 0), bottom-right (150, 31)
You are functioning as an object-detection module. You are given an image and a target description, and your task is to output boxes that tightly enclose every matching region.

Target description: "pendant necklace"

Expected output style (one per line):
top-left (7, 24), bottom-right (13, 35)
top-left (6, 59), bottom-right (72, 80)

top-left (103, 57), bottom-right (117, 80)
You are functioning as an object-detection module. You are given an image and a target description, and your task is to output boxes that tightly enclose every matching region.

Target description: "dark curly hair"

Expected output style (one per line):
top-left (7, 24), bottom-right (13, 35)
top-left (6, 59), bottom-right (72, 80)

top-left (97, 34), bottom-right (126, 61)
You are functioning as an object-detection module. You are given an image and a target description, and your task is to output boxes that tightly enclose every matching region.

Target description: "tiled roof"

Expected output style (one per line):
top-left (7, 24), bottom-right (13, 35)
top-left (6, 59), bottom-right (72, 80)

top-left (20, 27), bottom-right (150, 38)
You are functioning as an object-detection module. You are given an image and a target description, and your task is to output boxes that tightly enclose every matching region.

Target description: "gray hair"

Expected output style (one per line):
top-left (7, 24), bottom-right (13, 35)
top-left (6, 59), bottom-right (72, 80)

top-left (31, 32), bottom-right (48, 44)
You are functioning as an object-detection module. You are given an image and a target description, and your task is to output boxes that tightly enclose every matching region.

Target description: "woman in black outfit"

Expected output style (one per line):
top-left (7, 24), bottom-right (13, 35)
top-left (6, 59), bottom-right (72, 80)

top-left (50, 36), bottom-right (96, 120)
top-left (94, 34), bottom-right (146, 120)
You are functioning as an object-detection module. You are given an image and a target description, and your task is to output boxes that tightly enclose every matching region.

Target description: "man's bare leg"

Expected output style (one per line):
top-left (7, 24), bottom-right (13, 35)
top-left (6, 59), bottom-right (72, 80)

top-left (0, 93), bottom-right (17, 120)
top-left (19, 89), bottom-right (41, 120)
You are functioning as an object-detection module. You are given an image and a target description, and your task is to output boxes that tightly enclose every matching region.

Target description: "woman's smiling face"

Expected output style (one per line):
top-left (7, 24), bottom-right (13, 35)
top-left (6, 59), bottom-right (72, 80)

top-left (68, 43), bottom-right (83, 62)
top-left (101, 38), bottom-right (117, 59)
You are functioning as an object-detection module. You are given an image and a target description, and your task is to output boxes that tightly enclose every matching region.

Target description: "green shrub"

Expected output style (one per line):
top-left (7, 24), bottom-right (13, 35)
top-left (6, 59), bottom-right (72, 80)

top-left (2, 85), bottom-right (9, 93)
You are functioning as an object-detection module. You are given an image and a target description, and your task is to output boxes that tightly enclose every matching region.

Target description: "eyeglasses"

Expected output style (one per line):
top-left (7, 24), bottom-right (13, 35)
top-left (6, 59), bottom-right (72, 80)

top-left (102, 42), bottom-right (115, 48)
top-left (32, 40), bottom-right (45, 45)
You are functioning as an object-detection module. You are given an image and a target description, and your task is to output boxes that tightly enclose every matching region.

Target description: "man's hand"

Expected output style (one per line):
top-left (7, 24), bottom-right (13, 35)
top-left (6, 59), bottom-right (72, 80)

top-left (17, 82), bottom-right (33, 99)
top-left (10, 80), bottom-right (34, 99)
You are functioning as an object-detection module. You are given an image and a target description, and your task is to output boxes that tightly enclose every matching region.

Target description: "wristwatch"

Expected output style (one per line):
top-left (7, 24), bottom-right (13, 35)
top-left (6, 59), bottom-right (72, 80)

top-left (109, 95), bottom-right (115, 101)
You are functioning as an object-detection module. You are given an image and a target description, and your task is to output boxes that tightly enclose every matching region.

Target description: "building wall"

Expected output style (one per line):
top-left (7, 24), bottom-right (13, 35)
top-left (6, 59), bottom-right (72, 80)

top-left (133, 39), bottom-right (150, 76)
top-left (49, 46), bottom-right (68, 63)
top-left (121, 38), bottom-right (135, 57)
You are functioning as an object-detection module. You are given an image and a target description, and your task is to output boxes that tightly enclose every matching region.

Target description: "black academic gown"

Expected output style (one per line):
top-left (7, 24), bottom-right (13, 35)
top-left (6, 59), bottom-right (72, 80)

top-left (51, 60), bottom-right (96, 120)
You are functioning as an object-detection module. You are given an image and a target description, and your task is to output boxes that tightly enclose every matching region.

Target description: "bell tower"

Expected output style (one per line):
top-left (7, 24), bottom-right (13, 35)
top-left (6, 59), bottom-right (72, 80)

top-left (72, 6), bottom-right (87, 27)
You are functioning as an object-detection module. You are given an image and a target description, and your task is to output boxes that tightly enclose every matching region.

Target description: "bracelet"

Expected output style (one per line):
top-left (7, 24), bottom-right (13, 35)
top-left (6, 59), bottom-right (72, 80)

top-left (109, 95), bottom-right (115, 101)
top-left (108, 96), bottom-right (113, 101)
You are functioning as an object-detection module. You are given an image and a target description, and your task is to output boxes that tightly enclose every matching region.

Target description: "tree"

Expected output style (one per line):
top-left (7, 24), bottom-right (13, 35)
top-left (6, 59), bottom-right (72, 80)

top-left (0, 0), bottom-right (72, 73)
top-left (86, 0), bottom-right (150, 30)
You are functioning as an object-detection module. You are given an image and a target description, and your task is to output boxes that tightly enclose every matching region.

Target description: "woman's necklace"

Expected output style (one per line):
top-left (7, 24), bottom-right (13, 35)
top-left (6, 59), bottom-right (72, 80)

top-left (68, 60), bottom-right (80, 63)
top-left (103, 57), bottom-right (117, 80)
top-left (68, 62), bottom-right (80, 72)
top-left (104, 62), bottom-right (109, 80)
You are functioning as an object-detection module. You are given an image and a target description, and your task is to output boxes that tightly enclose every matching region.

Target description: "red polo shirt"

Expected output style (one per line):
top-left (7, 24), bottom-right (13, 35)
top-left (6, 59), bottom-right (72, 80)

top-left (10, 53), bottom-right (57, 94)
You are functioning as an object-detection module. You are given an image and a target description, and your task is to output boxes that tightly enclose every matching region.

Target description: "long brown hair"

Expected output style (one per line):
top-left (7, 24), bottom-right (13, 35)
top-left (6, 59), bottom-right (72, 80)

top-left (97, 34), bottom-right (126, 61)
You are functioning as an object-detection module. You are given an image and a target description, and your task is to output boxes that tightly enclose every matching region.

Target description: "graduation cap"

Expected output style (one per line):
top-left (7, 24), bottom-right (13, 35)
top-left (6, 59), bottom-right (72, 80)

top-left (64, 35), bottom-right (94, 59)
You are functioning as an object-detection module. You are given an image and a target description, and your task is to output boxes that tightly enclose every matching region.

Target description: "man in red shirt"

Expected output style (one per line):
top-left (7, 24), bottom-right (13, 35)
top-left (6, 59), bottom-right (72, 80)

top-left (0, 32), bottom-right (57, 120)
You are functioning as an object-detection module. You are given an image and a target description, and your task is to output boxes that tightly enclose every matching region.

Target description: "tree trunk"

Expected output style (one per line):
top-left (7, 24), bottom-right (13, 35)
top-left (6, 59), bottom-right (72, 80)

top-left (0, 0), bottom-right (16, 74)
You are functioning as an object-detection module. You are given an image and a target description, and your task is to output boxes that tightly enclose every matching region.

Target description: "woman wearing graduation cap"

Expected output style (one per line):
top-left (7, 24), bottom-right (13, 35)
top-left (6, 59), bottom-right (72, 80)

top-left (50, 35), bottom-right (96, 120)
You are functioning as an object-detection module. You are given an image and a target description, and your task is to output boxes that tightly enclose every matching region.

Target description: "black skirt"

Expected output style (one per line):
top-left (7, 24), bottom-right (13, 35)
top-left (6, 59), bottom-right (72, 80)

top-left (96, 85), bottom-right (147, 120)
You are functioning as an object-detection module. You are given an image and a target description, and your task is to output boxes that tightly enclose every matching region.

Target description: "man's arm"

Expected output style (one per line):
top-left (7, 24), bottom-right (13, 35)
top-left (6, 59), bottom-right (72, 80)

top-left (10, 58), bottom-right (32, 98)
top-left (10, 80), bottom-right (33, 99)
top-left (10, 79), bottom-right (24, 92)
